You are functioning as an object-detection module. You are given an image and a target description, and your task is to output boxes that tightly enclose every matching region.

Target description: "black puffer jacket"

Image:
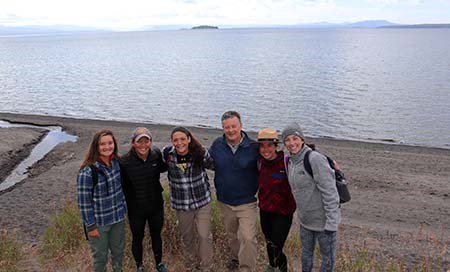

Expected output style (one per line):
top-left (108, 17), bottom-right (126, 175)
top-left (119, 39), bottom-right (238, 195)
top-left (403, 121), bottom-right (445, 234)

top-left (119, 148), bottom-right (167, 215)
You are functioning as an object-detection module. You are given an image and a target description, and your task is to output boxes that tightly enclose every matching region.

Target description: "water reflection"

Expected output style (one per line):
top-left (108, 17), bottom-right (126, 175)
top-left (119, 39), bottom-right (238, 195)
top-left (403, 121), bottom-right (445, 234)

top-left (0, 120), bottom-right (78, 192)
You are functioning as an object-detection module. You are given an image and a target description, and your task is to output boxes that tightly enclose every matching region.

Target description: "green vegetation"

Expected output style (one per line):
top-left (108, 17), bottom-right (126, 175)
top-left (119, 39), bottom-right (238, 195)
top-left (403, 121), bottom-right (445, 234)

top-left (42, 201), bottom-right (84, 259)
top-left (0, 230), bottom-right (22, 272)
top-left (3, 185), bottom-right (446, 271)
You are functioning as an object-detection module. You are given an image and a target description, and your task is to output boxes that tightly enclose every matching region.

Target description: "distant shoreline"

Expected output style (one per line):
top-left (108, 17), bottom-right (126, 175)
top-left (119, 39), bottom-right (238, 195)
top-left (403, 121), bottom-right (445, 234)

top-left (380, 23), bottom-right (450, 29)
top-left (2, 21), bottom-right (450, 35)
top-left (0, 112), bottom-right (449, 151)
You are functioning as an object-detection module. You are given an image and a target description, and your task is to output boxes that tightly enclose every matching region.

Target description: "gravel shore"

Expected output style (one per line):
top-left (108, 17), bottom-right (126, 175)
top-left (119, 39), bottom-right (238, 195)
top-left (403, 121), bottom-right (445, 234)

top-left (1, 112), bottom-right (449, 267)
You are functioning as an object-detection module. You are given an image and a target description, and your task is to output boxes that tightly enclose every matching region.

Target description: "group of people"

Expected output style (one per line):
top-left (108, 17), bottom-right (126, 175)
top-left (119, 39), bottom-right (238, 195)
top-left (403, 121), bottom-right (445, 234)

top-left (77, 110), bottom-right (341, 272)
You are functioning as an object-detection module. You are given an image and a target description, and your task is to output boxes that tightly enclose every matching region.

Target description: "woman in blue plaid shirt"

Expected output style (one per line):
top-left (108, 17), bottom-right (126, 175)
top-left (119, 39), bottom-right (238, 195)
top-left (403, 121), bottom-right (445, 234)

top-left (162, 127), bottom-right (214, 272)
top-left (77, 129), bottom-right (127, 272)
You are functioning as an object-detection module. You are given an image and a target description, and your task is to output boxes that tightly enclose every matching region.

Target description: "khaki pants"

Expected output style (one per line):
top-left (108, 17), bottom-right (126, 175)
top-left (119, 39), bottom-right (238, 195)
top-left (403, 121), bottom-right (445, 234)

top-left (176, 202), bottom-right (213, 271)
top-left (218, 201), bottom-right (258, 272)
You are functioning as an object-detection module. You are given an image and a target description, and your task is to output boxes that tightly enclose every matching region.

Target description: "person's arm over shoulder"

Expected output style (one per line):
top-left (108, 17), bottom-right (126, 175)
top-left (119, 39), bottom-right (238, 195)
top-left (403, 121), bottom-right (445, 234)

top-left (203, 147), bottom-right (214, 170)
top-left (76, 166), bottom-right (97, 231)
top-left (153, 147), bottom-right (168, 173)
top-left (310, 152), bottom-right (340, 231)
top-left (118, 153), bottom-right (131, 199)
top-left (209, 137), bottom-right (221, 159)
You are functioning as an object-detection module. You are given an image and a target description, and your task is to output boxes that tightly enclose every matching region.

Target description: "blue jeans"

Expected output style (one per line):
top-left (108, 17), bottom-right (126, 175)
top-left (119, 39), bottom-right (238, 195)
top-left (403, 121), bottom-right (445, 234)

top-left (300, 225), bottom-right (337, 272)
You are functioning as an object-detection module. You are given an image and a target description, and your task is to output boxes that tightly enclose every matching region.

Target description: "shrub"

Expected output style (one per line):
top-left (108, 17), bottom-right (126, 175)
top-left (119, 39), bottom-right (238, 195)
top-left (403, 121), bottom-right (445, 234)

top-left (41, 201), bottom-right (84, 259)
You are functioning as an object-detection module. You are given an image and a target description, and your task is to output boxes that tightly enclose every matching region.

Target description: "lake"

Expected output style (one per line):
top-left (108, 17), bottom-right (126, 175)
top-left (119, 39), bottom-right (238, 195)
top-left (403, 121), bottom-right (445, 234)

top-left (1, 28), bottom-right (449, 148)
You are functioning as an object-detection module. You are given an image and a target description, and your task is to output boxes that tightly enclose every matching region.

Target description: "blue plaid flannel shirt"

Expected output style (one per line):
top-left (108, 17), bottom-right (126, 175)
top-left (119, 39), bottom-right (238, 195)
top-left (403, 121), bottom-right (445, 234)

top-left (77, 159), bottom-right (127, 230)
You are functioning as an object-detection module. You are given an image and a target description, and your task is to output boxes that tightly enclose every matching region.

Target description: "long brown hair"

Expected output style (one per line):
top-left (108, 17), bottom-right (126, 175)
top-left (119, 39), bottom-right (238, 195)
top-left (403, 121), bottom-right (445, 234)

top-left (170, 126), bottom-right (205, 168)
top-left (80, 129), bottom-right (118, 170)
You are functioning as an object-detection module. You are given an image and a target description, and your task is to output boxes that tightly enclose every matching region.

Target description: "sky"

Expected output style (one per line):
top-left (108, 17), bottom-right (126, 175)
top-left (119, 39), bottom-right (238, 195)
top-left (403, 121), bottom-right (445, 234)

top-left (0, 0), bottom-right (449, 30)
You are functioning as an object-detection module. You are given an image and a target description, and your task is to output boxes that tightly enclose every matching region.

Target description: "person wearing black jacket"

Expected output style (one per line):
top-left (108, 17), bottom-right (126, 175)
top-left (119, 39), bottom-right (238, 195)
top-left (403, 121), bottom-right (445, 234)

top-left (119, 127), bottom-right (168, 272)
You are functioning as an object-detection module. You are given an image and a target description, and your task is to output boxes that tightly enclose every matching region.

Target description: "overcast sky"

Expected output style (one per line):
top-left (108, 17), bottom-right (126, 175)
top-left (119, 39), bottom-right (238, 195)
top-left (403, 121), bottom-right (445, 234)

top-left (1, 0), bottom-right (449, 30)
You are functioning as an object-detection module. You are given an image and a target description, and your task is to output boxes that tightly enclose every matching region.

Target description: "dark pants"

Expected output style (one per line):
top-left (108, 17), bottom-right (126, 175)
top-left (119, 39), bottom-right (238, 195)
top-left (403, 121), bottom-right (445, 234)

top-left (300, 225), bottom-right (337, 272)
top-left (260, 210), bottom-right (293, 272)
top-left (128, 207), bottom-right (164, 267)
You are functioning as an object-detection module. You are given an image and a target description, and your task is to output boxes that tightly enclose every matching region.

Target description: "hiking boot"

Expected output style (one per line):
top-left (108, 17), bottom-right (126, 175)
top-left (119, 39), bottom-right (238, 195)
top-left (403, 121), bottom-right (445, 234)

top-left (226, 259), bottom-right (239, 271)
top-left (156, 263), bottom-right (168, 272)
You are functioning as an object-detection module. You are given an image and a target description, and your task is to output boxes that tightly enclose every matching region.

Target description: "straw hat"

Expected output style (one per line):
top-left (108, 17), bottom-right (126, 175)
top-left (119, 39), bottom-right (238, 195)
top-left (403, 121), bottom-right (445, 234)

top-left (257, 128), bottom-right (279, 143)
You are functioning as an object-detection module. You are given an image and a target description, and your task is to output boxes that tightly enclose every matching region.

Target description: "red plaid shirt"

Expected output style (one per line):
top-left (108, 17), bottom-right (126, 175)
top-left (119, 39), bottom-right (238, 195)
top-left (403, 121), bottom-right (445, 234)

top-left (257, 151), bottom-right (296, 215)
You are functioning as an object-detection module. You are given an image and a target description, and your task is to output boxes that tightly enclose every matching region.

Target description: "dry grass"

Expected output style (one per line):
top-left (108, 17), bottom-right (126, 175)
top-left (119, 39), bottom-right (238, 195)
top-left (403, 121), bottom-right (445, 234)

top-left (0, 230), bottom-right (22, 272)
top-left (4, 185), bottom-right (449, 271)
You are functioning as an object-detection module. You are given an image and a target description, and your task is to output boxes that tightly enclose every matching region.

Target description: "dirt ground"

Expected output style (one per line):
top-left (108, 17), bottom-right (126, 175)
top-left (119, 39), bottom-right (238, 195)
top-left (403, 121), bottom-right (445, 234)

top-left (0, 112), bottom-right (449, 270)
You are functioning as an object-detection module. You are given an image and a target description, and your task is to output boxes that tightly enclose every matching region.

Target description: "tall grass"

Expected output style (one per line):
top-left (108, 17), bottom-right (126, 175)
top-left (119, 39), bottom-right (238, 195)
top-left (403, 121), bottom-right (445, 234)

top-left (37, 186), bottom-right (448, 271)
top-left (41, 201), bottom-right (84, 259)
top-left (0, 230), bottom-right (22, 272)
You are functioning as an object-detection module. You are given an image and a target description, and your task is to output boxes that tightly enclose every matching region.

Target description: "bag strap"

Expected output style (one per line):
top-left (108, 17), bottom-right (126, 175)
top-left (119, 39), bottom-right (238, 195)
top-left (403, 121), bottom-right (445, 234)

top-left (284, 155), bottom-right (290, 174)
top-left (303, 150), bottom-right (314, 178)
top-left (88, 164), bottom-right (99, 190)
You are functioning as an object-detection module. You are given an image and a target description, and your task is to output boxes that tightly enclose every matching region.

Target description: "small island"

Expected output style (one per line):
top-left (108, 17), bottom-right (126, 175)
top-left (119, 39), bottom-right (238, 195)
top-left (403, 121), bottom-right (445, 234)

top-left (191, 25), bottom-right (219, 30)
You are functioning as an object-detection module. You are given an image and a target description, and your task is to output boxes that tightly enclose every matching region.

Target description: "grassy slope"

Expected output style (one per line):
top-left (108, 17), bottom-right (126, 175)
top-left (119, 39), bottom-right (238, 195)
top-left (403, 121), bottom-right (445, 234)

top-left (2, 188), bottom-right (445, 271)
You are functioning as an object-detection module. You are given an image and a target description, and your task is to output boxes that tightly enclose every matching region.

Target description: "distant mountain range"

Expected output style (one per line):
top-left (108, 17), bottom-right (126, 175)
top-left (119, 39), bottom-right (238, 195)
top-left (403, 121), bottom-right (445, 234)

top-left (380, 23), bottom-right (450, 29)
top-left (289, 20), bottom-right (398, 28)
top-left (1, 20), bottom-right (449, 34)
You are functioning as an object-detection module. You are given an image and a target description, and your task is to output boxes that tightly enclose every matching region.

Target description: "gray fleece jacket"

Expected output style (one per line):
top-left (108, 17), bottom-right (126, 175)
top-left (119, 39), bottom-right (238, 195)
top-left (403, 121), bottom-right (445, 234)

top-left (287, 145), bottom-right (341, 231)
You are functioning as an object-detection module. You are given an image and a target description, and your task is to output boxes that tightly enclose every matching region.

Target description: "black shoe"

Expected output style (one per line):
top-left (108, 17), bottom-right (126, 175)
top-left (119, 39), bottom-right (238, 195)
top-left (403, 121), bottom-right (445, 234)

top-left (156, 263), bottom-right (168, 272)
top-left (226, 259), bottom-right (239, 271)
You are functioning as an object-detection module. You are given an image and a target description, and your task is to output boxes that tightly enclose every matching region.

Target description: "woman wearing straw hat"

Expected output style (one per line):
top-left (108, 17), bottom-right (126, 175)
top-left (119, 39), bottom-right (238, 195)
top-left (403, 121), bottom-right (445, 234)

top-left (256, 128), bottom-right (296, 272)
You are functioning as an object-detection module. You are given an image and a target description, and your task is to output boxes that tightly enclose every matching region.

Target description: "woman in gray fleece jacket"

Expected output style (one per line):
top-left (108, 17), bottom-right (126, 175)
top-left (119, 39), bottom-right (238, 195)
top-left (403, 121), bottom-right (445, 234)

top-left (282, 122), bottom-right (341, 272)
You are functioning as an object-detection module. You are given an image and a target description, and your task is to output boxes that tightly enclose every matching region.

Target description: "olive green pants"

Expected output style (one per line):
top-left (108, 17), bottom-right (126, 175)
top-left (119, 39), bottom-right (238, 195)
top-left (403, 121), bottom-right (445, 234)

top-left (88, 220), bottom-right (125, 272)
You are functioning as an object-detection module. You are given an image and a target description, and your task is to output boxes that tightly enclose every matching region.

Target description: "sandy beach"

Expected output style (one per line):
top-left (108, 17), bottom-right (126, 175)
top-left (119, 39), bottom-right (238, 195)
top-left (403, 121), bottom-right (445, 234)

top-left (1, 112), bottom-right (449, 268)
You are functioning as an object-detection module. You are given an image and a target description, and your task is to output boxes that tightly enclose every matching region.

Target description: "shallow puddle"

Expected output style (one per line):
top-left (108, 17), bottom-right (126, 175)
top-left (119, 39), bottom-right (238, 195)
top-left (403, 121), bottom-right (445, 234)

top-left (0, 120), bottom-right (78, 192)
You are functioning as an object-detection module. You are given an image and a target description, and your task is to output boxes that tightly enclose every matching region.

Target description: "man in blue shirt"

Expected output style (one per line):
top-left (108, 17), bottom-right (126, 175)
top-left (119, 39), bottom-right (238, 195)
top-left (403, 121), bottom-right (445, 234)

top-left (209, 111), bottom-right (259, 272)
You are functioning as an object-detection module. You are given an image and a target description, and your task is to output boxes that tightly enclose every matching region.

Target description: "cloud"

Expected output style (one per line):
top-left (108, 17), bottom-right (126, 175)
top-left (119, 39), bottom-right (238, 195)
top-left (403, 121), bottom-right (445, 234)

top-left (364, 0), bottom-right (425, 4)
top-left (0, 0), bottom-right (447, 29)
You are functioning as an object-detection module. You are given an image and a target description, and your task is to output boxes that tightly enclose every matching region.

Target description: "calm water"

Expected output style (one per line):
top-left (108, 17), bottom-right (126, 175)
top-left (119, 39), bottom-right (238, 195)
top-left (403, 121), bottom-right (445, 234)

top-left (1, 28), bottom-right (449, 148)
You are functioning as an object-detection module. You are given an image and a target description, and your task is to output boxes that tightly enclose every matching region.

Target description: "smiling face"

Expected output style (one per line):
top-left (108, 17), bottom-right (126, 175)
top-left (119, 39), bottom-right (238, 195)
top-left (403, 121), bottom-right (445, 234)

top-left (171, 131), bottom-right (191, 156)
top-left (132, 136), bottom-right (151, 160)
top-left (284, 134), bottom-right (304, 155)
top-left (98, 135), bottom-right (115, 160)
top-left (259, 142), bottom-right (277, 160)
top-left (222, 116), bottom-right (243, 145)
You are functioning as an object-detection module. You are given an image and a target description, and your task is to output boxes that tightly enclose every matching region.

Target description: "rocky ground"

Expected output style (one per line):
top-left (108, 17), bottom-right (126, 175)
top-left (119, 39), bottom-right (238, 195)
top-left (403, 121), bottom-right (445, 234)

top-left (0, 112), bottom-right (449, 270)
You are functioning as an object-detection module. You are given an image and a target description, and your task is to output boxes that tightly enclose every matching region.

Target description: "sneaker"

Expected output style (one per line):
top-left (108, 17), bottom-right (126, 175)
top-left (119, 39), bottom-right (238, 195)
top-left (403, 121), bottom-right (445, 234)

top-left (156, 263), bottom-right (168, 272)
top-left (266, 264), bottom-right (283, 272)
top-left (226, 259), bottom-right (239, 271)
